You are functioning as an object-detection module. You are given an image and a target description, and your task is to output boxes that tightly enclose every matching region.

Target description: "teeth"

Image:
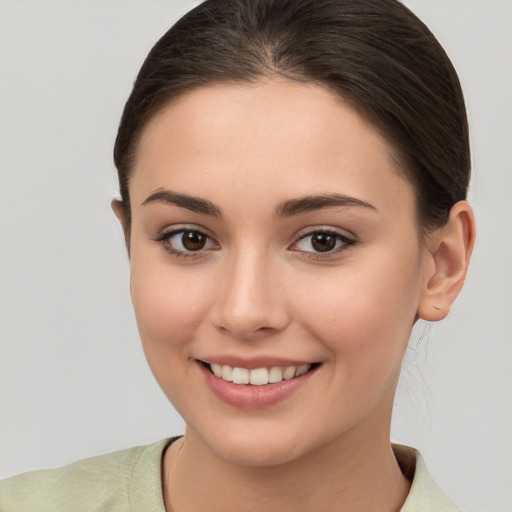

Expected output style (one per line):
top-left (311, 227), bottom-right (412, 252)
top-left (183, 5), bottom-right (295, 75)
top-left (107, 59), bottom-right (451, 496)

top-left (296, 364), bottom-right (309, 377)
top-left (282, 366), bottom-right (296, 380)
top-left (249, 367), bottom-right (269, 386)
top-left (211, 363), bottom-right (222, 377)
top-left (221, 365), bottom-right (233, 382)
top-left (209, 363), bottom-right (312, 385)
top-left (269, 366), bottom-right (283, 383)
top-left (232, 367), bottom-right (249, 384)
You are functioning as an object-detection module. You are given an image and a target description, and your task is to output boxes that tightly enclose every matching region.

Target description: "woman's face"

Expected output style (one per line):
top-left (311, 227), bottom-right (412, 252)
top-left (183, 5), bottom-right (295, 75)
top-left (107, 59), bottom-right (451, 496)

top-left (126, 80), bottom-right (432, 466)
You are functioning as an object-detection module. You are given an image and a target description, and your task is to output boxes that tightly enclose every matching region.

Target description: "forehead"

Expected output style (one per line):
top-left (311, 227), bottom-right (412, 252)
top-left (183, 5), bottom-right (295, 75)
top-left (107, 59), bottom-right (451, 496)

top-left (131, 80), bottom-right (414, 216)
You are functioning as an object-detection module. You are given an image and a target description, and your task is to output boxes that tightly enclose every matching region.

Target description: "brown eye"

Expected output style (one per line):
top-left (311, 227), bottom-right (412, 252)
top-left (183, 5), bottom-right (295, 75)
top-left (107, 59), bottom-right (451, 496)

top-left (181, 230), bottom-right (207, 251)
top-left (310, 233), bottom-right (337, 252)
top-left (292, 230), bottom-right (355, 255)
top-left (157, 228), bottom-right (217, 256)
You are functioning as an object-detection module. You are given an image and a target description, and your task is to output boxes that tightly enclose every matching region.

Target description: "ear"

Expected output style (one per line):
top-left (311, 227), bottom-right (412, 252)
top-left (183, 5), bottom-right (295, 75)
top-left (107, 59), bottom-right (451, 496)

top-left (111, 198), bottom-right (131, 254)
top-left (418, 201), bottom-right (475, 322)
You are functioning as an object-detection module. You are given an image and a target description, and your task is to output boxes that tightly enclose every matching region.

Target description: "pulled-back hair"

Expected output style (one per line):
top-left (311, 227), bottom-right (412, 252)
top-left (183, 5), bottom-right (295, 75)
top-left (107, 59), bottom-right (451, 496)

top-left (114, 0), bottom-right (469, 234)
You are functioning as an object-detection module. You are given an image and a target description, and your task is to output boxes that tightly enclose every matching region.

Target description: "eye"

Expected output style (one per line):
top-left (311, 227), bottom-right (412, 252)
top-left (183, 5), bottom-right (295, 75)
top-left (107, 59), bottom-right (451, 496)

top-left (292, 229), bottom-right (355, 255)
top-left (155, 228), bottom-right (218, 256)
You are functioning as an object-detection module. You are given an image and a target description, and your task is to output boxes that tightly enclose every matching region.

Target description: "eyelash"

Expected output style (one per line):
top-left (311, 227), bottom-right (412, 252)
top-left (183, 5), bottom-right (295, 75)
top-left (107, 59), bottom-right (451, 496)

top-left (290, 229), bottom-right (356, 259)
top-left (153, 227), bottom-right (356, 259)
top-left (153, 227), bottom-right (218, 259)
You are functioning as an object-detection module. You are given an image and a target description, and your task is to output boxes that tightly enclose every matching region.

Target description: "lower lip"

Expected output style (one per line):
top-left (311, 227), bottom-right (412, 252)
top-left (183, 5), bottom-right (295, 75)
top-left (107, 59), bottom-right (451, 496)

top-left (198, 362), bottom-right (317, 409)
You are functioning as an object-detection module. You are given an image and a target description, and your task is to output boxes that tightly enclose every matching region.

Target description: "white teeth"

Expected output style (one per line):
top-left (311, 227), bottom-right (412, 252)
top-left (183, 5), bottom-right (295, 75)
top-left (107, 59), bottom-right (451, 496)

top-left (249, 368), bottom-right (269, 386)
top-left (296, 364), bottom-right (309, 377)
top-left (282, 366), bottom-right (296, 380)
top-left (209, 363), bottom-right (312, 385)
top-left (232, 367), bottom-right (249, 384)
top-left (221, 365), bottom-right (233, 382)
top-left (268, 366), bottom-right (283, 383)
top-left (211, 363), bottom-right (222, 377)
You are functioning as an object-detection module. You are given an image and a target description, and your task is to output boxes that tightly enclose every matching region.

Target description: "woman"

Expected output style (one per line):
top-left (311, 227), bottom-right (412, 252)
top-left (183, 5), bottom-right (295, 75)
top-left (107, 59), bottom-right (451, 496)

top-left (0, 0), bottom-right (476, 510)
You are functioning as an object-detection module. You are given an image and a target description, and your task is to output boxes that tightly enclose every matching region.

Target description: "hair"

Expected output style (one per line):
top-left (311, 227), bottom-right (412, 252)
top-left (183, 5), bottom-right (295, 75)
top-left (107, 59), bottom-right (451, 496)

top-left (113, 0), bottom-right (470, 235)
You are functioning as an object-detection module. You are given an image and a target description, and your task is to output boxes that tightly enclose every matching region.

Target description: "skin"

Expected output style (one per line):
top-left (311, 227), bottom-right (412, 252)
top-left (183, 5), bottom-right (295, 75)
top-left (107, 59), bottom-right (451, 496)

top-left (113, 80), bottom-right (475, 512)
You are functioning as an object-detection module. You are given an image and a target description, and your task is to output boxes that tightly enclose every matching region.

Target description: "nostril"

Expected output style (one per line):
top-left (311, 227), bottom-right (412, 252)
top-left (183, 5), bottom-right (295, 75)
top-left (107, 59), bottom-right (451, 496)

top-left (210, 266), bottom-right (292, 337)
top-left (214, 318), bottom-right (285, 341)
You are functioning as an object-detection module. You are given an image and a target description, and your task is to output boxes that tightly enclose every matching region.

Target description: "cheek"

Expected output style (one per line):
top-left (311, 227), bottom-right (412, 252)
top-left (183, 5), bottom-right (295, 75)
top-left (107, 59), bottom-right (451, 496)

top-left (294, 251), bottom-right (422, 362)
top-left (129, 257), bottom-right (217, 411)
top-left (129, 255), bottom-right (212, 360)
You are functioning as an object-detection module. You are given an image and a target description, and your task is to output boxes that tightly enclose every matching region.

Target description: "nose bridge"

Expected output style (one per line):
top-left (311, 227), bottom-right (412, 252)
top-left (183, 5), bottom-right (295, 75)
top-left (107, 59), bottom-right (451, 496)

top-left (214, 242), bottom-right (289, 338)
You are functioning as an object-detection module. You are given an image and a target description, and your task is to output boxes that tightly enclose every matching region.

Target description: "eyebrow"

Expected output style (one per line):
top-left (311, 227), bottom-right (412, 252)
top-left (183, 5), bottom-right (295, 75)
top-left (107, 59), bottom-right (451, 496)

top-left (274, 194), bottom-right (377, 217)
top-left (142, 189), bottom-right (222, 217)
top-left (141, 189), bottom-right (376, 218)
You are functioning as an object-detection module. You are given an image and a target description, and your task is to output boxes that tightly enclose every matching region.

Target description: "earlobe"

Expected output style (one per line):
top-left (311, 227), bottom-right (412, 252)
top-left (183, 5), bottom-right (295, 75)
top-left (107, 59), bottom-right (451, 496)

top-left (111, 198), bottom-right (131, 254)
top-left (418, 201), bottom-right (476, 322)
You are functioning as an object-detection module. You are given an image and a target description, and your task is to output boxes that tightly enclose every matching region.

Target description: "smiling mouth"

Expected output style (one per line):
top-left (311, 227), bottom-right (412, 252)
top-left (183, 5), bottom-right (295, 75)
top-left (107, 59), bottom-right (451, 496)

top-left (201, 361), bottom-right (320, 386)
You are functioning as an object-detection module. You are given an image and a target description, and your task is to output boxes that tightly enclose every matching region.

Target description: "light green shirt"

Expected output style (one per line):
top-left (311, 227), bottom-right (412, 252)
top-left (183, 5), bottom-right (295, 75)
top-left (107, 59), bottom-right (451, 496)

top-left (0, 439), bottom-right (461, 511)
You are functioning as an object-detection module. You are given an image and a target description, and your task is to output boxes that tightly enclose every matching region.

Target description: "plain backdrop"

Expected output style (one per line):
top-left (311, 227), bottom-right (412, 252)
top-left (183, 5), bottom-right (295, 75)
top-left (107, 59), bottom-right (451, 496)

top-left (0, 1), bottom-right (511, 511)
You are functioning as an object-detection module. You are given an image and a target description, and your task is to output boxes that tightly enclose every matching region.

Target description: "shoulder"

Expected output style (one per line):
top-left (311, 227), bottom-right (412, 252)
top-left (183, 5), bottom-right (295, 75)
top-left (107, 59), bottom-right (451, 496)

top-left (0, 438), bottom-right (173, 512)
top-left (394, 444), bottom-right (463, 512)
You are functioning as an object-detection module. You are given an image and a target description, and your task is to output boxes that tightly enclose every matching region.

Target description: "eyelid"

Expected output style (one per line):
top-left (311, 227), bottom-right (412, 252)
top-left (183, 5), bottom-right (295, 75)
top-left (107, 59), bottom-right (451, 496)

top-left (151, 224), bottom-right (356, 259)
top-left (289, 226), bottom-right (357, 256)
top-left (293, 224), bottom-right (356, 240)
top-left (153, 222), bottom-right (217, 240)
top-left (152, 224), bottom-right (219, 258)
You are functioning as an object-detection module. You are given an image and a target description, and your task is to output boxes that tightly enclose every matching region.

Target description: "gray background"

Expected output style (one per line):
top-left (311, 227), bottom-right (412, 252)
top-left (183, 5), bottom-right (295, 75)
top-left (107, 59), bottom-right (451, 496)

top-left (0, 1), bottom-right (510, 511)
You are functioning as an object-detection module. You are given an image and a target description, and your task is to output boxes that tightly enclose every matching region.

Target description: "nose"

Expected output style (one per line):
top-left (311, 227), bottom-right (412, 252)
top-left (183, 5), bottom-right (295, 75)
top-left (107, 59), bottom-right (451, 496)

top-left (211, 249), bottom-right (292, 341)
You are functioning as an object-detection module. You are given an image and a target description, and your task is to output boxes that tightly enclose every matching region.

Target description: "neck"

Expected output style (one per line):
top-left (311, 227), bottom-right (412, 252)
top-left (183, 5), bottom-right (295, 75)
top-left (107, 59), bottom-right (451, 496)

top-left (163, 425), bottom-right (410, 512)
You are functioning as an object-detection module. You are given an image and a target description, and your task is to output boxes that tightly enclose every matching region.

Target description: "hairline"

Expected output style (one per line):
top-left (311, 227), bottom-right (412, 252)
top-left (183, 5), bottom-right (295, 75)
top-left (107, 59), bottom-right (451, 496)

top-left (121, 75), bottom-right (433, 243)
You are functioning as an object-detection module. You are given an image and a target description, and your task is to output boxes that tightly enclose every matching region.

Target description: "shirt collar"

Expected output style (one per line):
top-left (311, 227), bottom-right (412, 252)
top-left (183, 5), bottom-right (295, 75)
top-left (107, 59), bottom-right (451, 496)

top-left (393, 444), bottom-right (461, 512)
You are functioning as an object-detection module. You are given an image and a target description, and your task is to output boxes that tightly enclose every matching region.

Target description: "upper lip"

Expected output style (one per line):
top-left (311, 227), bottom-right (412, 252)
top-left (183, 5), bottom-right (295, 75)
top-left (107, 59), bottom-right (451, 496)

top-left (198, 355), bottom-right (318, 369)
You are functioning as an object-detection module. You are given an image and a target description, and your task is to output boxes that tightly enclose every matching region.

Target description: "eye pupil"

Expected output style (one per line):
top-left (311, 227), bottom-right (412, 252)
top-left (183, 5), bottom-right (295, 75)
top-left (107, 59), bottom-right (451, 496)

top-left (312, 233), bottom-right (336, 252)
top-left (182, 231), bottom-right (206, 251)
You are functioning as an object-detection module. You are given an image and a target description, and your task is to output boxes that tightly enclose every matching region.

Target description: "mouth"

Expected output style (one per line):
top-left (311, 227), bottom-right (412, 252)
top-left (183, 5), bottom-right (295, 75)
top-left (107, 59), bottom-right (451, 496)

top-left (200, 361), bottom-right (321, 386)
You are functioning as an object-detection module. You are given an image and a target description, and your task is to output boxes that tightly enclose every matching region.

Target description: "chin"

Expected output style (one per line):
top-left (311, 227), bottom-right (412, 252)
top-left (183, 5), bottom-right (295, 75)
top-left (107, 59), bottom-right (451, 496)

top-left (193, 422), bottom-right (315, 468)
top-left (215, 439), bottom-right (304, 468)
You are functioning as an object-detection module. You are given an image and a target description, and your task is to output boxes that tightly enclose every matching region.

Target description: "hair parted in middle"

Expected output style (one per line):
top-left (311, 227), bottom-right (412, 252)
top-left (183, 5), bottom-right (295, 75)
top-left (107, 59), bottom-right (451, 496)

top-left (114, 0), bottom-right (469, 235)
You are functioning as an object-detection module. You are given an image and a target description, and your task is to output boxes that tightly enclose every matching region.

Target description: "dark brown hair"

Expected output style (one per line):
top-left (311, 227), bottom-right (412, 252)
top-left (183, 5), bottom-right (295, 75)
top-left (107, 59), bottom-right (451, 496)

top-left (113, 0), bottom-right (470, 234)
